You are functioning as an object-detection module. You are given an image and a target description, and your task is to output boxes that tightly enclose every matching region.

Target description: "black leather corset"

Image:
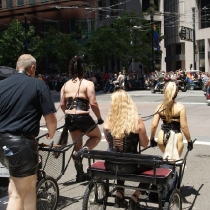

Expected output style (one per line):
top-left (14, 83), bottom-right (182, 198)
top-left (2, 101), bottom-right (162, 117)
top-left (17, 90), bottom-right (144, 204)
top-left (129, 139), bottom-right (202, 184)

top-left (106, 130), bottom-right (139, 154)
top-left (66, 97), bottom-right (90, 111)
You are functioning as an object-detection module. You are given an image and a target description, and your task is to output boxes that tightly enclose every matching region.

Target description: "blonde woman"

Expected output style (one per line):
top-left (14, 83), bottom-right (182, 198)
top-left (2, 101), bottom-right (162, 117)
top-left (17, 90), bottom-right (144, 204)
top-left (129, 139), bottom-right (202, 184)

top-left (150, 81), bottom-right (193, 160)
top-left (103, 89), bottom-right (149, 210)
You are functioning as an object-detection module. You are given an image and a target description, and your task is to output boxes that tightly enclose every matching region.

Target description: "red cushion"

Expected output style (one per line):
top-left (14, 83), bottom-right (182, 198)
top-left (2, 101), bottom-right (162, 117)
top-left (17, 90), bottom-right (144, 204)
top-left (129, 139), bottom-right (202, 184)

top-left (90, 161), bottom-right (172, 178)
top-left (91, 161), bottom-right (106, 170)
top-left (140, 168), bottom-right (172, 178)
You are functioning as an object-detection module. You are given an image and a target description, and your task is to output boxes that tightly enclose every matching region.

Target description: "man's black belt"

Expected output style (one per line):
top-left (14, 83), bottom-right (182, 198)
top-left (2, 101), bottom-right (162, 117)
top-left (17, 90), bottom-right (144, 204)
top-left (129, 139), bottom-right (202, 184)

top-left (0, 133), bottom-right (35, 140)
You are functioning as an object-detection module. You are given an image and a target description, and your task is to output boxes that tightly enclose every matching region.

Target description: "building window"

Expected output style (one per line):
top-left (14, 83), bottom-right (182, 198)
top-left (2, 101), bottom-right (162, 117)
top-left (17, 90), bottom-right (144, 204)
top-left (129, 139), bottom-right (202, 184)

top-left (98, 0), bottom-right (106, 21)
top-left (198, 39), bottom-right (205, 71)
top-left (6, 0), bottom-right (13, 8)
top-left (176, 43), bottom-right (181, 55)
top-left (29, 0), bottom-right (36, 4)
top-left (41, 0), bottom-right (49, 2)
top-left (17, 0), bottom-right (24, 6)
top-left (0, 0), bottom-right (2, 9)
top-left (110, 0), bottom-right (118, 17)
top-left (166, 45), bottom-right (171, 56)
top-left (176, 61), bottom-right (181, 70)
top-left (142, 0), bottom-right (159, 12)
top-left (200, 0), bottom-right (210, 29)
top-left (69, 19), bottom-right (95, 43)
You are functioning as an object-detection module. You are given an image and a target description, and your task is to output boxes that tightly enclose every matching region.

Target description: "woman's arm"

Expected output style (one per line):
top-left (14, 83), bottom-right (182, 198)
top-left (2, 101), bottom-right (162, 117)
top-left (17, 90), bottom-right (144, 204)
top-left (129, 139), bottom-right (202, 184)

top-left (87, 81), bottom-right (102, 120)
top-left (138, 117), bottom-right (149, 148)
top-left (180, 105), bottom-right (191, 141)
top-left (103, 117), bottom-right (109, 142)
top-left (60, 85), bottom-right (66, 113)
top-left (150, 107), bottom-right (161, 139)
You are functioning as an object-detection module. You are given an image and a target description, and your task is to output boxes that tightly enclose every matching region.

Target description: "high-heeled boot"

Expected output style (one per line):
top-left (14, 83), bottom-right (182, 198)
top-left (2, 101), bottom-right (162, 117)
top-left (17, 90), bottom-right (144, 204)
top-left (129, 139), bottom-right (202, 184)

top-left (73, 148), bottom-right (90, 183)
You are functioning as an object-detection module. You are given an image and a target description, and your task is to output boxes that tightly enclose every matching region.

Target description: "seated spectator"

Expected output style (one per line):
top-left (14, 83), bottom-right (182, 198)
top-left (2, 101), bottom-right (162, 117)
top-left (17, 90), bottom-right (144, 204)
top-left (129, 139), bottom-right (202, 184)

top-left (113, 72), bottom-right (125, 87)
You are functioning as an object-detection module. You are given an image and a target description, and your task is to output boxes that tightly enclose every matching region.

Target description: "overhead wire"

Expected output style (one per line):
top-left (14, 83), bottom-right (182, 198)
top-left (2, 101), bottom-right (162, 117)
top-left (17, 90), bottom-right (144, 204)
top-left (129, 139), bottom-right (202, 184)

top-left (1, 2), bottom-right (210, 36)
top-left (1, 1), bottom-right (208, 28)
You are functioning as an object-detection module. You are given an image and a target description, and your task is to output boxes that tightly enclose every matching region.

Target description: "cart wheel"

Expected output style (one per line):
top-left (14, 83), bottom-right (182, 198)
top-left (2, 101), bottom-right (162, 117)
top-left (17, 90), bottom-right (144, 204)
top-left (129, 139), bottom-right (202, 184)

top-left (163, 189), bottom-right (182, 210)
top-left (36, 176), bottom-right (59, 210)
top-left (82, 181), bottom-right (107, 210)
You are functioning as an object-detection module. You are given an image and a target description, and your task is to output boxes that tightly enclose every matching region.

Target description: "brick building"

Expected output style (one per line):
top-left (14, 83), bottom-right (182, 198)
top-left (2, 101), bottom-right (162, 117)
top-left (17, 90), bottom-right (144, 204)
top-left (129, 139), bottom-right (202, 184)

top-left (0, 0), bottom-right (97, 71)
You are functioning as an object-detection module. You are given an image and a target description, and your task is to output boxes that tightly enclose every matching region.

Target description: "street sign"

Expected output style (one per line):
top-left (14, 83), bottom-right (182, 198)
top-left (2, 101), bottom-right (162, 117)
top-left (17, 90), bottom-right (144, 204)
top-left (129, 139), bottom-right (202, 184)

top-left (179, 26), bottom-right (194, 42)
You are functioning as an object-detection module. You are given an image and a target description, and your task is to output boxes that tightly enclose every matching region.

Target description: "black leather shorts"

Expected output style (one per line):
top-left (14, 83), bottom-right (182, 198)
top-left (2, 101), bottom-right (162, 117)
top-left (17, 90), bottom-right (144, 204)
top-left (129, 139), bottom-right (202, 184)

top-left (66, 114), bottom-right (96, 132)
top-left (0, 134), bottom-right (39, 177)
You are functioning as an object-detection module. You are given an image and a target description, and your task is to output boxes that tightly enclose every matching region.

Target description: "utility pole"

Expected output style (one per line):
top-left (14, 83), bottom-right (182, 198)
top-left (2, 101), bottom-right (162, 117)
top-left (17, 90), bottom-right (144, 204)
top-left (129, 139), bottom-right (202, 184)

top-left (150, 0), bottom-right (155, 72)
top-left (192, 7), bottom-right (196, 70)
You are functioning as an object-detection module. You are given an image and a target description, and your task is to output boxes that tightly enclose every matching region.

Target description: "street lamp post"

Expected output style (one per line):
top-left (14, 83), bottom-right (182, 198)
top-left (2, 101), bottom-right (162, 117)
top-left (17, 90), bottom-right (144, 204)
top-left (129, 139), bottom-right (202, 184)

top-left (149, 0), bottom-right (155, 72)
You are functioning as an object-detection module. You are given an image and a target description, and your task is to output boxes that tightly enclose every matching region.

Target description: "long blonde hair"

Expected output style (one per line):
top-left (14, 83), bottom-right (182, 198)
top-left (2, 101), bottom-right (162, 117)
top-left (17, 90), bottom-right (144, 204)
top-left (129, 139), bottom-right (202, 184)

top-left (107, 89), bottom-right (139, 138)
top-left (161, 82), bottom-right (178, 122)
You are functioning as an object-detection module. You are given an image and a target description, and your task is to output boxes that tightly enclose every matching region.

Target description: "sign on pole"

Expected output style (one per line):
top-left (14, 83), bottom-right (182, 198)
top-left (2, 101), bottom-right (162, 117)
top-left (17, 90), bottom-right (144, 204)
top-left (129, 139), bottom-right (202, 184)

top-left (179, 26), bottom-right (194, 42)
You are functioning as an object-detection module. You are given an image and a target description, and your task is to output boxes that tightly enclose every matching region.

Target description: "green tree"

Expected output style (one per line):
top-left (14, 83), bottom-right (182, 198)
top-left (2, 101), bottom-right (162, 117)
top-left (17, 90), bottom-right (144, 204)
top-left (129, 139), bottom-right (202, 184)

top-left (84, 11), bottom-right (163, 71)
top-left (0, 19), bottom-right (42, 67)
top-left (42, 28), bottom-right (80, 72)
top-left (84, 25), bottom-right (119, 70)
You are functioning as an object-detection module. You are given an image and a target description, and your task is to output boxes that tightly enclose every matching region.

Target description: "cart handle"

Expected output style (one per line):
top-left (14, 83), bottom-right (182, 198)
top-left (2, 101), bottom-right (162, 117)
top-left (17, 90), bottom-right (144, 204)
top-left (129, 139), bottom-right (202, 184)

top-left (36, 125), bottom-right (64, 141)
top-left (38, 142), bottom-right (62, 148)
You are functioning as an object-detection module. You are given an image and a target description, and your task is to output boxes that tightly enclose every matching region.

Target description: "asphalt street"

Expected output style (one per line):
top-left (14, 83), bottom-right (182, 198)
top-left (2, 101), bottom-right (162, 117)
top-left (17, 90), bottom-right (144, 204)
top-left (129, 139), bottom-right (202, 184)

top-left (0, 89), bottom-right (209, 209)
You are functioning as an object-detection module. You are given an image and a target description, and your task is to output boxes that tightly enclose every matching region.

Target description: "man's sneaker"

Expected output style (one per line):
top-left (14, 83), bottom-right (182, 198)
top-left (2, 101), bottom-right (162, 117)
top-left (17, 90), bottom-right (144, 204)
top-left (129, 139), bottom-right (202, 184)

top-left (76, 173), bottom-right (91, 183)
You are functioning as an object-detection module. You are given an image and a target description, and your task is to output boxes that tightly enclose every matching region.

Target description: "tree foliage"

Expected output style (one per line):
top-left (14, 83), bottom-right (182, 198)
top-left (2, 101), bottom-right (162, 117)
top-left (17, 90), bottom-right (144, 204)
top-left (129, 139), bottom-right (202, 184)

top-left (0, 21), bottom-right (80, 72)
top-left (84, 11), bottom-right (163, 71)
top-left (0, 19), bottom-right (42, 67)
top-left (41, 28), bottom-right (80, 72)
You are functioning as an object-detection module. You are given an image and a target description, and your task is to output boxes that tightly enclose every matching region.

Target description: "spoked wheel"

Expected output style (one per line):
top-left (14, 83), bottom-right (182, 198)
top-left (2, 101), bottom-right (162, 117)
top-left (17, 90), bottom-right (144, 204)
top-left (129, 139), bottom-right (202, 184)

top-left (83, 181), bottom-right (108, 210)
top-left (36, 176), bottom-right (59, 210)
top-left (163, 189), bottom-right (182, 210)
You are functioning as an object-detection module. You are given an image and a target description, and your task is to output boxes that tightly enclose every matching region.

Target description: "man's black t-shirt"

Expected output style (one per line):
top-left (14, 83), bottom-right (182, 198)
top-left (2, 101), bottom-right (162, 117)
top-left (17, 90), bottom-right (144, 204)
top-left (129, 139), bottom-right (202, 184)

top-left (0, 72), bottom-right (56, 136)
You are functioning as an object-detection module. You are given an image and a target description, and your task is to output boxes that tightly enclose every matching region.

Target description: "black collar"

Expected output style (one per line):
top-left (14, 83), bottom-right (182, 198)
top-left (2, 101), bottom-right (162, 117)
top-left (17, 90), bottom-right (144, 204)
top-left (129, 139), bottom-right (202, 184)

top-left (16, 70), bottom-right (30, 76)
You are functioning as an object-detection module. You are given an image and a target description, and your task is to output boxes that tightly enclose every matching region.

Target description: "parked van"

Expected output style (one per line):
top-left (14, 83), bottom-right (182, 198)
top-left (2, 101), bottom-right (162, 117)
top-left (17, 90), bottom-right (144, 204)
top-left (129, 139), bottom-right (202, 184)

top-left (0, 66), bottom-right (15, 80)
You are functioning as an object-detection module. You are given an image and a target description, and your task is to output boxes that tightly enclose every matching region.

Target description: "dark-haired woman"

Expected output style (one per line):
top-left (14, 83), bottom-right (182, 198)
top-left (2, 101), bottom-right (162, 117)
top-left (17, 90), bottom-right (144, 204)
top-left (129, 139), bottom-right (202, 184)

top-left (60, 56), bottom-right (103, 183)
top-left (150, 81), bottom-right (193, 160)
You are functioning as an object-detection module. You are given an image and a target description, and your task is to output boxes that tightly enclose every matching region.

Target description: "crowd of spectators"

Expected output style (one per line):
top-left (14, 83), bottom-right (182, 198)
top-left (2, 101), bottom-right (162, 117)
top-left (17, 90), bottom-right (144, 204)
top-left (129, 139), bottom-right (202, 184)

top-left (34, 69), bottom-right (210, 92)
top-left (1, 68), bottom-right (209, 92)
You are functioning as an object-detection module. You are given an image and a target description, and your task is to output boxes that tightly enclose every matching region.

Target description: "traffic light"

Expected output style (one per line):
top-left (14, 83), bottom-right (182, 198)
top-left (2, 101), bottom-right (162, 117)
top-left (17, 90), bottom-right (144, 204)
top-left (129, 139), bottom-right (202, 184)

top-left (179, 27), bottom-right (186, 40)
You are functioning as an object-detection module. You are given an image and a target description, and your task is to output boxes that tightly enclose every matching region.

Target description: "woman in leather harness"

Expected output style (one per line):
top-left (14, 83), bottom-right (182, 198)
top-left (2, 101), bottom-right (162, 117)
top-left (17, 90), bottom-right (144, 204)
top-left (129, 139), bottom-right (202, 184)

top-left (103, 89), bottom-right (149, 210)
top-left (60, 56), bottom-right (104, 183)
top-left (150, 81), bottom-right (193, 159)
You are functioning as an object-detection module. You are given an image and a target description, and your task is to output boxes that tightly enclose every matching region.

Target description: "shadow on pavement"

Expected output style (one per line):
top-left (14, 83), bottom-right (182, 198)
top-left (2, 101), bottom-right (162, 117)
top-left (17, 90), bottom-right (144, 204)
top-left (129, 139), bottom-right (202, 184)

top-left (181, 184), bottom-right (203, 209)
top-left (57, 195), bottom-right (78, 210)
top-left (61, 179), bottom-right (90, 187)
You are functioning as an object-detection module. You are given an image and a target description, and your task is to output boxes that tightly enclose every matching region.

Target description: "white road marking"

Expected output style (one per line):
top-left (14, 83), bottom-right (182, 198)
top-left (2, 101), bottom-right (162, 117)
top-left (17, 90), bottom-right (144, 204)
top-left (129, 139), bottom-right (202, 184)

top-left (39, 127), bottom-right (209, 145)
